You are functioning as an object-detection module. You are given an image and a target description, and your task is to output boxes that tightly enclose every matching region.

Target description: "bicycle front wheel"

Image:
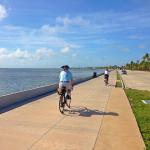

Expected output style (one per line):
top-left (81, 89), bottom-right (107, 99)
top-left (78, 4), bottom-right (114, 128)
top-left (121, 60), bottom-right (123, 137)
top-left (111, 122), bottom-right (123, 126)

top-left (66, 99), bottom-right (71, 108)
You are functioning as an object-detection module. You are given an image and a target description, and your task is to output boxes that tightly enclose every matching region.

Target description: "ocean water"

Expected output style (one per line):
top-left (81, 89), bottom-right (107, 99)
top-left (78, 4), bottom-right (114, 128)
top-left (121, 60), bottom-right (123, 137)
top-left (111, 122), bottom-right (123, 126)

top-left (0, 68), bottom-right (104, 96)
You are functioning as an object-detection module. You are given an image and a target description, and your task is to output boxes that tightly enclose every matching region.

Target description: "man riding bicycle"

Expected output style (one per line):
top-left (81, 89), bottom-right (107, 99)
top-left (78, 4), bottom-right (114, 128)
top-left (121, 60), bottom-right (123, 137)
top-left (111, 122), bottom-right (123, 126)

top-left (58, 65), bottom-right (73, 101)
top-left (104, 68), bottom-right (109, 85)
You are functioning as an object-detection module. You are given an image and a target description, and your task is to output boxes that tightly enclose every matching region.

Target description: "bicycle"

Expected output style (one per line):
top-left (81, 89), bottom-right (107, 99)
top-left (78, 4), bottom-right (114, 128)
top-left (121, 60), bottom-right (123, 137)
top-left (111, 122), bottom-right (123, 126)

top-left (104, 78), bottom-right (108, 86)
top-left (104, 74), bottom-right (109, 86)
top-left (58, 87), bottom-right (71, 114)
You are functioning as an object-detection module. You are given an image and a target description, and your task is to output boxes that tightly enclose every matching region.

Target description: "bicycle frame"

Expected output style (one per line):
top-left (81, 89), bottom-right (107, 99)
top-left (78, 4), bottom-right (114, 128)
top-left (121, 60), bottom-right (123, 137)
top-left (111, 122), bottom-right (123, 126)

top-left (58, 87), bottom-right (71, 114)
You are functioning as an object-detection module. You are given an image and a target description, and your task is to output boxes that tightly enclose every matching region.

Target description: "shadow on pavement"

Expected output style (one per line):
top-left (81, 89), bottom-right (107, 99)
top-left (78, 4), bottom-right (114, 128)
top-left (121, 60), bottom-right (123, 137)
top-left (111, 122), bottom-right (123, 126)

top-left (108, 84), bottom-right (116, 87)
top-left (64, 106), bottom-right (119, 117)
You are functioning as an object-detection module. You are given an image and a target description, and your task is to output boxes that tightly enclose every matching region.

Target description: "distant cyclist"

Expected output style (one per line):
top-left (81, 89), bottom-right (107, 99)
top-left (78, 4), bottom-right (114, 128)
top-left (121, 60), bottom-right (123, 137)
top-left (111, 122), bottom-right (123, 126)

top-left (104, 68), bottom-right (109, 85)
top-left (58, 65), bottom-right (73, 100)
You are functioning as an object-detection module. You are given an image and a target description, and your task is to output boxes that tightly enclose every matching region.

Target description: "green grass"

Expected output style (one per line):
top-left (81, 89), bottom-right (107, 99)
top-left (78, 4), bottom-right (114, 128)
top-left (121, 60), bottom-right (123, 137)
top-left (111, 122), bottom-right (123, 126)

top-left (117, 72), bottom-right (121, 80)
top-left (116, 71), bottom-right (122, 87)
top-left (116, 81), bottom-right (122, 87)
top-left (125, 89), bottom-right (150, 150)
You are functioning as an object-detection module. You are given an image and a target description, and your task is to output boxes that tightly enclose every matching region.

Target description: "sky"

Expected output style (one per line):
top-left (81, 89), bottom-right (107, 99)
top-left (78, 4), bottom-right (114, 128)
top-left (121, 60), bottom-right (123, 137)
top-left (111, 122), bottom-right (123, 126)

top-left (0, 0), bottom-right (150, 68)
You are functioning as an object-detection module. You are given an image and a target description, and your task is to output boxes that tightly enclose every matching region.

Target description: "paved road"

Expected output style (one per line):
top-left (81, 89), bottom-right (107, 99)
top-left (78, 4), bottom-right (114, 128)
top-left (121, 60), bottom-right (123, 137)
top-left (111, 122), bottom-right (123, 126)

top-left (121, 70), bottom-right (150, 91)
top-left (0, 72), bottom-right (116, 150)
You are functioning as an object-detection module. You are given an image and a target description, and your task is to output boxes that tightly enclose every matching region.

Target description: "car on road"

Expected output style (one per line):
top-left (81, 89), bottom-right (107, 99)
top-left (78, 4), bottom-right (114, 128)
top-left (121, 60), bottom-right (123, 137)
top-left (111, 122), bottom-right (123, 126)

top-left (121, 69), bottom-right (127, 75)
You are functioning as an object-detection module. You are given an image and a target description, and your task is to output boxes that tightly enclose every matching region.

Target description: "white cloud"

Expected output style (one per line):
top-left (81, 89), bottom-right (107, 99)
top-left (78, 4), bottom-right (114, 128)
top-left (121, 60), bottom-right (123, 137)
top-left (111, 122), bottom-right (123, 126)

top-left (41, 25), bottom-right (61, 34)
top-left (0, 4), bottom-right (7, 20)
top-left (0, 48), bottom-right (55, 60)
top-left (60, 46), bottom-right (71, 53)
top-left (3, 25), bottom-right (23, 31)
top-left (35, 48), bottom-right (54, 59)
top-left (0, 48), bottom-right (8, 59)
top-left (84, 9), bottom-right (150, 34)
top-left (128, 35), bottom-right (143, 39)
top-left (0, 48), bottom-right (31, 59)
top-left (138, 44), bottom-right (145, 49)
top-left (8, 49), bottom-right (31, 59)
top-left (1, 8), bottom-right (150, 67)
top-left (0, 48), bottom-right (8, 54)
top-left (56, 16), bottom-right (89, 26)
top-left (121, 48), bottom-right (130, 52)
top-left (72, 53), bottom-right (78, 57)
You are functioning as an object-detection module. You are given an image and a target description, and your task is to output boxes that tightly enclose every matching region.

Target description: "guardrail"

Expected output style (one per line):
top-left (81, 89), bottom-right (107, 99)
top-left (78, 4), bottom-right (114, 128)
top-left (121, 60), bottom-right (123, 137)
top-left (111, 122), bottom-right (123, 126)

top-left (0, 73), bottom-right (103, 110)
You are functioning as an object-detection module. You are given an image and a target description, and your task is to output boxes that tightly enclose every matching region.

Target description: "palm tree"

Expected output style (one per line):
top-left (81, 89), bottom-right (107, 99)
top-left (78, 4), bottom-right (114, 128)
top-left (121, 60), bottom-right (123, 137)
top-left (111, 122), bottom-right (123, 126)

top-left (142, 53), bottom-right (149, 62)
top-left (125, 53), bottom-right (150, 71)
top-left (130, 61), bottom-right (134, 70)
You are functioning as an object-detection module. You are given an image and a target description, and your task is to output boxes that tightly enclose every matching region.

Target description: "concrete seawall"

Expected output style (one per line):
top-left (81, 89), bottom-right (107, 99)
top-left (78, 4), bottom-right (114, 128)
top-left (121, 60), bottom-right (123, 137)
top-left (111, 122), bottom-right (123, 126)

top-left (0, 73), bottom-right (103, 110)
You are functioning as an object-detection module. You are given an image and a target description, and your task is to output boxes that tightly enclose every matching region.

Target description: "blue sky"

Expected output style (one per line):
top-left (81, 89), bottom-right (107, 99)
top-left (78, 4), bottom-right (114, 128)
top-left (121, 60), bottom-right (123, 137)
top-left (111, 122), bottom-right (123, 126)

top-left (0, 0), bottom-right (150, 68)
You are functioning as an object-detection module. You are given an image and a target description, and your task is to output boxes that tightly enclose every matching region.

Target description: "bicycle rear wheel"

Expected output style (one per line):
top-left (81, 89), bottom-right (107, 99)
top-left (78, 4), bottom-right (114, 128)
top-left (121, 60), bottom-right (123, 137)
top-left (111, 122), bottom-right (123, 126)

top-left (104, 79), bottom-right (108, 85)
top-left (59, 95), bottom-right (65, 114)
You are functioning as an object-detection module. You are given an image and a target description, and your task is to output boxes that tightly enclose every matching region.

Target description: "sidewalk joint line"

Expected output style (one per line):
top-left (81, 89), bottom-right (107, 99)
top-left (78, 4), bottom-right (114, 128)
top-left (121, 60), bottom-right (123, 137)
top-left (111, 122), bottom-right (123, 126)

top-left (27, 116), bottom-right (66, 150)
top-left (92, 86), bottom-right (114, 150)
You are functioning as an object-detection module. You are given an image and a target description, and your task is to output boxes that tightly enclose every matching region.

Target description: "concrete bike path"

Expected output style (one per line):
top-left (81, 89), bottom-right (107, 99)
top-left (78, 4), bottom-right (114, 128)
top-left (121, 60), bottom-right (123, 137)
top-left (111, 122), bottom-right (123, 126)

top-left (94, 88), bottom-right (145, 150)
top-left (0, 72), bottom-right (116, 150)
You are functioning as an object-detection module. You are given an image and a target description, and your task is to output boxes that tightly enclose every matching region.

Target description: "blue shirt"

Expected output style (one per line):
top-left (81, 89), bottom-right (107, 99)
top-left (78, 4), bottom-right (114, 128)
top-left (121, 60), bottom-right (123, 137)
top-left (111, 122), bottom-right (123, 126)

top-left (59, 70), bottom-right (73, 82)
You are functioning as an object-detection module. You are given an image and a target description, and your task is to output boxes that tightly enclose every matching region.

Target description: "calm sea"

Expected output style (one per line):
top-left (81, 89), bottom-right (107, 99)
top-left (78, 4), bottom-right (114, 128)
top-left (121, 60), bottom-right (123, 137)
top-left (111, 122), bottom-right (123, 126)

top-left (0, 68), bottom-right (104, 96)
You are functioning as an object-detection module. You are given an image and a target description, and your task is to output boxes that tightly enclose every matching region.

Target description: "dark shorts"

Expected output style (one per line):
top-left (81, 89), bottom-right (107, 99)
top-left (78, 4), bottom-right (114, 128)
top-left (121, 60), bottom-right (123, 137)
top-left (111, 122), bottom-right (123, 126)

top-left (104, 74), bottom-right (109, 79)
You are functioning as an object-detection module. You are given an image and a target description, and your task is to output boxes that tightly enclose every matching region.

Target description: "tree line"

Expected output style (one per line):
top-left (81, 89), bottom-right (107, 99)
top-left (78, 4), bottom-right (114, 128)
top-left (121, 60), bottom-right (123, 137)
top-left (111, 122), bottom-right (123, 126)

top-left (125, 53), bottom-right (150, 71)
